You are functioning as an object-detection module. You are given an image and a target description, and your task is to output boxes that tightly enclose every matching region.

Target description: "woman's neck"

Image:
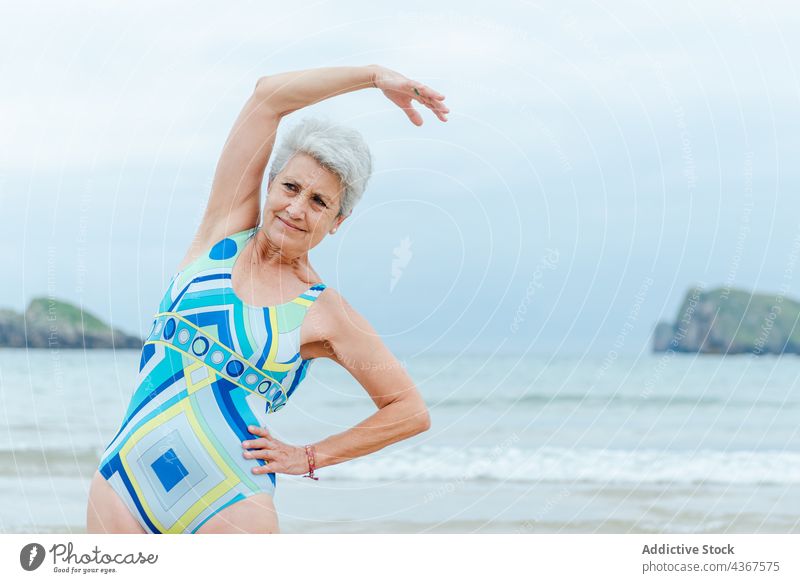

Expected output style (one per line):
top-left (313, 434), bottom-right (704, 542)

top-left (251, 228), bottom-right (311, 273)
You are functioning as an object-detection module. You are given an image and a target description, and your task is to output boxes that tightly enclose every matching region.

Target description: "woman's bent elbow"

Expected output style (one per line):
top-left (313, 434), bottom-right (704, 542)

top-left (254, 75), bottom-right (272, 94)
top-left (416, 410), bottom-right (432, 433)
top-left (253, 76), bottom-right (284, 116)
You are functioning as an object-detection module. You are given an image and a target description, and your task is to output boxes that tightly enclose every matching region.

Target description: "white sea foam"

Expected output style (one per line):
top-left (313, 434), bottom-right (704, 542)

top-left (319, 445), bottom-right (800, 485)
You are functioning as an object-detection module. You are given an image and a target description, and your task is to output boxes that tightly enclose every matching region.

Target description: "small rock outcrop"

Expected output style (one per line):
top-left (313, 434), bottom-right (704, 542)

top-left (0, 298), bottom-right (142, 349)
top-left (652, 285), bottom-right (800, 355)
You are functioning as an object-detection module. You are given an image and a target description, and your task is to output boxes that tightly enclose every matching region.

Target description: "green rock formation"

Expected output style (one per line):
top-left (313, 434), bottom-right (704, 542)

top-left (0, 297), bottom-right (142, 349)
top-left (652, 285), bottom-right (800, 354)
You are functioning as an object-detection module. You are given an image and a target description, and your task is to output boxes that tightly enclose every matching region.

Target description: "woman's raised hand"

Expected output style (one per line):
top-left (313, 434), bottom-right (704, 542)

top-left (371, 65), bottom-right (449, 126)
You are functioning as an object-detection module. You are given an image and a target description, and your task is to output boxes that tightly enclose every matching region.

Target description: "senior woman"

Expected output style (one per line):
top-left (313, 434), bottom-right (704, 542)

top-left (85, 64), bottom-right (449, 534)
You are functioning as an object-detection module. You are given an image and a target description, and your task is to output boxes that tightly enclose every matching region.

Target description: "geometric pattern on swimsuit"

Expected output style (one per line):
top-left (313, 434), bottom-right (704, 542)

top-left (97, 227), bottom-right (326, 533)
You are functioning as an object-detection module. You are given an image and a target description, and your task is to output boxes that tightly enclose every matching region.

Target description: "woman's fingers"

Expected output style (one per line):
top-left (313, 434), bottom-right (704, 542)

top-left (244, 444), bottom-right (307, 475)
top-left (244, 447), bottom-right (280, 473)
top-left (244, 448), bottom-right (275, 460)
top-left (421, 99), bottom-right (448, 122)
top-left (243, 425), bottom-right (279, 449)
top-left (413, 84), bottom-right (447, 106)
top-left (252, 461), bottom-right (277, 474)
top-left (409, 80), bottom-right (444, 100)
top-left (429, 103), bottom-right (448, 122)
top-left (409, 84), bottom-right (449, 122)
top-left (241, 437), bottom-right (276, 450)
top-left (380, 75), bottom-right (449, 125)
top-left (405, 105), bottom-right (424, 126)
top-left (409, 96), bottom-right (447, 123)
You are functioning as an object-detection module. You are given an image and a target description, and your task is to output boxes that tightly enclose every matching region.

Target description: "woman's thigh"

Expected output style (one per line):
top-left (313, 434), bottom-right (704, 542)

top-left (85, 470), bottom-right (147, 534)
top-left (195, 493), bottom-right (280, 534)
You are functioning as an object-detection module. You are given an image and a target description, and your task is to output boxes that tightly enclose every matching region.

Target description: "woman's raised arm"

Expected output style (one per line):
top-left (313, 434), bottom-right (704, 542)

top-left (181, 65), bottom-right (449, 271)
top-left (179, 82), bottom-right (281, 271)
top-left (257, 65), bottom-right (378, 117)
top-left (262, 64), bottom-right (449, 123)
top-left (206, 65), bottom-right (381, 228)
top-left (181, 66), bottom-right (379, 270)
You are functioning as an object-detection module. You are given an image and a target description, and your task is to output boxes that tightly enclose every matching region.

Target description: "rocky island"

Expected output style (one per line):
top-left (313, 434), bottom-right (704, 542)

top-left (0, 298), bottom-right (142, 349)
top-left (652, 285), bottom-right (800, 355)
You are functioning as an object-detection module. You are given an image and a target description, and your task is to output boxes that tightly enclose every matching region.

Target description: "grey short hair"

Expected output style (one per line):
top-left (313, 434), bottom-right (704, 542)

top-left (268, 117), bottom-right (373, 217)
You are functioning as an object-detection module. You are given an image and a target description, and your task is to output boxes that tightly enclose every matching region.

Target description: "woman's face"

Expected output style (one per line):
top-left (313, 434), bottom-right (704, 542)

top-left (262, 152), bottom-right (347, 254)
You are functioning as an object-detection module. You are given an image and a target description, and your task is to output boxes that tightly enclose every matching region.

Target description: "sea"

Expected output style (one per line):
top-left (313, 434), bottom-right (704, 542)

top-left (1, 347), bottom-right (798, 534)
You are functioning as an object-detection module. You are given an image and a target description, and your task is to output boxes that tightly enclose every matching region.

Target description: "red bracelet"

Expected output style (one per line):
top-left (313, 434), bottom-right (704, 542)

top-left (303, 444), bottom-right (319, 481)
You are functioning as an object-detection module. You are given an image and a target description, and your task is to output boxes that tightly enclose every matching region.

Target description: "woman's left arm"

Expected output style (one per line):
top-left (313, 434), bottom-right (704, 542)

top-left (241, 292), bottom-right (430, 475)
top-left (311, 297), bottom-right (432, 469)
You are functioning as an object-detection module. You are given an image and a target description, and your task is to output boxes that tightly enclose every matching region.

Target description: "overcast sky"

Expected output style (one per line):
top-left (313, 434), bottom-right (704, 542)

top-left (2, 0), bottom-right (799, 356)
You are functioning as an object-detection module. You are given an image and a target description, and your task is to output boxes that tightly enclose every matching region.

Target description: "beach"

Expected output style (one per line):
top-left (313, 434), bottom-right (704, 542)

top-left (1, 348), bottom-right (798, 534)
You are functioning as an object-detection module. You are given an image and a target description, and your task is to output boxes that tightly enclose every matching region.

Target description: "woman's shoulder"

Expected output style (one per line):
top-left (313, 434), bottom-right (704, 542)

top-left (301, 286), bottom-right (389, 365)
top-left (310, 284), bottom-right (348, 311)
top-left (306, 286), bottom-right (374, 340)
top-left (307, 284), bottom-right (343, 323)
top-left (175, 225), bottom-right (256, 276)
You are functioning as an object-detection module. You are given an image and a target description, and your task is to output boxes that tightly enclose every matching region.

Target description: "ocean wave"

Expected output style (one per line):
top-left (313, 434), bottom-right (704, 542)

top-left (320, 445), bottom-right (800, 485)
top-left (0, 447), bottom-right (101, 476)
top-left (4, 444), bottom-right (799, 486)
top-left (423, 393), bottom-right (800, 410)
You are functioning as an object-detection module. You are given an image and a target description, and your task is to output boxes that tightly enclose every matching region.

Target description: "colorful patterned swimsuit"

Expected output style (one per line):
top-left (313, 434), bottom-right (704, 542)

top-left (98, 227), bottom-right (326, 533)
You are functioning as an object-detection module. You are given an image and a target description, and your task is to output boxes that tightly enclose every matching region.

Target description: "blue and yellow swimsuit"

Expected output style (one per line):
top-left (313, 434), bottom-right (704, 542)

top-left (98, 227), bottom-right (326, 533)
